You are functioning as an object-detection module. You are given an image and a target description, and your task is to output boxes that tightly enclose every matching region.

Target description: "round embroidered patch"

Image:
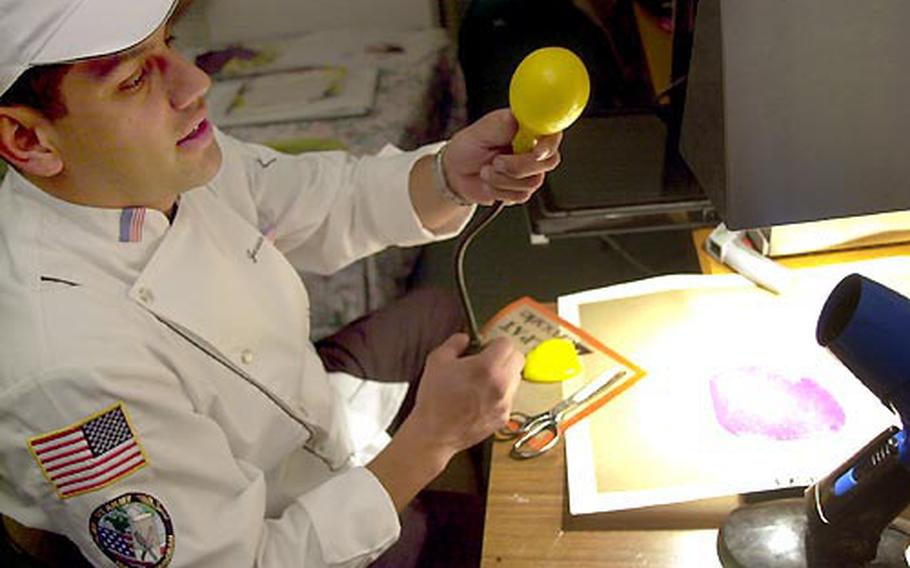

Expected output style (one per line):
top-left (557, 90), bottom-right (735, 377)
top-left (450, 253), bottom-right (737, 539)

top-left (89, 492), bottom-right (174, 567)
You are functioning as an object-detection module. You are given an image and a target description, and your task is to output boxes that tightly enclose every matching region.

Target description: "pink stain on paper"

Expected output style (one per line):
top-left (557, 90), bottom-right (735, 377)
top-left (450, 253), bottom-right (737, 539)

top-left (709, 366), bottom-right (846, 441)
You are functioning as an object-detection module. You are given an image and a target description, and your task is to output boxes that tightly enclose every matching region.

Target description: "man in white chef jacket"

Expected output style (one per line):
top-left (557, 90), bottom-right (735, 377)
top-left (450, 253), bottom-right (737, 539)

top-left (0, 1), bottom-right (564, 566)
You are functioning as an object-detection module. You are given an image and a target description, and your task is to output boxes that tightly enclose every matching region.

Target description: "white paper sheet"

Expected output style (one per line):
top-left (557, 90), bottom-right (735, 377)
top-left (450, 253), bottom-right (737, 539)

top-left (558, 257), bottom-right (910, 515)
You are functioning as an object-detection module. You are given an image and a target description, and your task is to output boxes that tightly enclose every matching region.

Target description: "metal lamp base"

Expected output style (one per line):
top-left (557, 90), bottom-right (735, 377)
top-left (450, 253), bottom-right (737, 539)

top-left (717, 498), bottom-right (910, 568)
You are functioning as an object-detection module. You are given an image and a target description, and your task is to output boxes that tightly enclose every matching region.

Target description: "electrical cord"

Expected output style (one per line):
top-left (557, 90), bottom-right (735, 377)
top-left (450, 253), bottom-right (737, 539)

top-left (652, 74), bottom-right (688, 105)
top-left (453, 200), bottom-right (507, 354)
top-left (599, 234), bottom-right (657, 276)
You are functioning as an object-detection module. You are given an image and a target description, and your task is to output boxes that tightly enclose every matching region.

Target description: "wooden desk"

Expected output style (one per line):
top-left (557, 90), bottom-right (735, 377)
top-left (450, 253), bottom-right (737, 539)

top-left (481, 380), bottom-right (722, 566)
top-left (482, 235), bottom-right (910, 566)
top-left (481, 319), bottom-right (723, 567)
top-left (632, 0), bottom-right (672, 97)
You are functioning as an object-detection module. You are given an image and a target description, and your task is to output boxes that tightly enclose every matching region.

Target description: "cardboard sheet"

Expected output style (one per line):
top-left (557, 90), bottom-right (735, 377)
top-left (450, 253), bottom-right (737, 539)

top-left (481, 297), bottom-right (646, 429)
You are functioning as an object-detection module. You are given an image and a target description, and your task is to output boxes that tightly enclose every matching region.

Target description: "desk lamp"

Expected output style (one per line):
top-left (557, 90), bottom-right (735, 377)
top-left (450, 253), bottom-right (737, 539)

top-left (455, 47), bottom-right (589, 355)
top-left (717, 274), bottom-right (910, 567)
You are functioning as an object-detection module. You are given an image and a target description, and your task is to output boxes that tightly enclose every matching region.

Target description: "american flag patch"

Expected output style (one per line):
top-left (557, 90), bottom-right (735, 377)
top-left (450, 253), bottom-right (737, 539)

top-left (28, 403), bottom-right (148, 499)
top-left (97, 524), bottom-right (136, 561)
top-left (119, 207), bottom-right (146, 243)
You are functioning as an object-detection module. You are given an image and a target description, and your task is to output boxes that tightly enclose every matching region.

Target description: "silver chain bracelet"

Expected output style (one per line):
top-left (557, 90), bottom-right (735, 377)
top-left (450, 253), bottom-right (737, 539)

top-left (433, 143), bottom-right (471, 207)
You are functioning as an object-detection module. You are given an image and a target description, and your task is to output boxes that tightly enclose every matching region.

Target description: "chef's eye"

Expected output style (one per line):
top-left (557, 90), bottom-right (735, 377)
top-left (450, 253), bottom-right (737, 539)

top-left (121, 67), bottom-right (148, 91)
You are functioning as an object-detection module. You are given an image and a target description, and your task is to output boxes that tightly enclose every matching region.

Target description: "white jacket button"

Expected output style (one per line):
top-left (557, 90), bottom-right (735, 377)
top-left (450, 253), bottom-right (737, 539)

top-left (240, 349), bottom-right (254, 364)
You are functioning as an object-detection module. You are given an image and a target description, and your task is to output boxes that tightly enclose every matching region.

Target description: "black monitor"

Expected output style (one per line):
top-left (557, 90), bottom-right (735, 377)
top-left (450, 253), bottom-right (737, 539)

top-left (680, 0), bottom-right (910, 231)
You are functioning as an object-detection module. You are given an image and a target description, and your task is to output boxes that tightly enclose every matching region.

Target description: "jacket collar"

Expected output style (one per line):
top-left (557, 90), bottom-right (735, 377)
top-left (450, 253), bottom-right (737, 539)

top-left (1, 168), bottom-right (182, 292)
top-left (5, 168), bottom-right (175, 245)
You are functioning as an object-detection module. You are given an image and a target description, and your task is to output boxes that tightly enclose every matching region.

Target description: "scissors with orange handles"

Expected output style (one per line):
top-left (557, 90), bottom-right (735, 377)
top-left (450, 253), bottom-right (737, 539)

top-left (495, 368), bottom-right (629, 459)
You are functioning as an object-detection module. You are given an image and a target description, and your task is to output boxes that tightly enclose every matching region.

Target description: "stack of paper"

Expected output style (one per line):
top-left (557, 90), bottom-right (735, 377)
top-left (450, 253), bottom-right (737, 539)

top-left (206, 66), bottom-right (378, 127)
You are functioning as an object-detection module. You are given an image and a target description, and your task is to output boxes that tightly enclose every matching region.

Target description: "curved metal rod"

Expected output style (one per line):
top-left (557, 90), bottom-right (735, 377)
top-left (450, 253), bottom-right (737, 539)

top-left (453, 200), bottom-right (507, 354)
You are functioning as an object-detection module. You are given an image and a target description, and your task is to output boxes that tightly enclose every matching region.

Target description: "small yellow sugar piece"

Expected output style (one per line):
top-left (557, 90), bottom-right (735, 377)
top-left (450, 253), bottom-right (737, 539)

top-left (522, 338), bottom-right (582, 383)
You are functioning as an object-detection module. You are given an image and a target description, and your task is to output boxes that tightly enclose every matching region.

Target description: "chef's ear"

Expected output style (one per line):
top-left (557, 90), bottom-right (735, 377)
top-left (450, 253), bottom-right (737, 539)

top-left (0, 106), bottom-right (64, 177)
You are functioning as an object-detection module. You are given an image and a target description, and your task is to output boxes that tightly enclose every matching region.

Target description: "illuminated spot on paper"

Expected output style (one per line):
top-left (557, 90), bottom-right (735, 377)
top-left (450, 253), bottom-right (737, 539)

top-left (709, 366), bottom-right (845, 440)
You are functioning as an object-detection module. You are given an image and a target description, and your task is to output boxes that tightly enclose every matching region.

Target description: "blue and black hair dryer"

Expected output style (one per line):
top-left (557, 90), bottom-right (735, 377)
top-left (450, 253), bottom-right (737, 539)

top-left (719, 274), bottom-right (910, 568)
top-left (808, 274), bottom-right (910, 566)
